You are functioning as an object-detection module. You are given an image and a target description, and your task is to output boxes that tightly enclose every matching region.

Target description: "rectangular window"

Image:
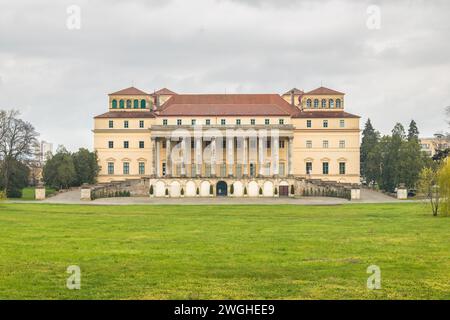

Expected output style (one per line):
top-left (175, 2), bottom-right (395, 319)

top-left (139, 120), bottom-right (144, 128)
top-left (222, 139), bottom-right (227, 149)
top-left (279, 163), bottom-right (285, 176)
top-left (191, 140), bottom-right (195, 149)
top-left (322, 162), bottom-right (329, 175)
top-left (162, 140), bottom-right (166, 149)
top-left (251, 119), bottom-right (256, 125)
top-left (109, 120), bottom-right (114, 128)
top-left (236, 119), bottom-right (241, 125)
top-left (162, 163), bottom-right (166, 176)
top-left (191, 119), bottom-right (196, 125)
top-left (279, 119), bottom-right (284, 125)
top-left (139, 162), bottom-right (145, 175)
top-left (339, 162), bottom-right (346, 175)
top-left (124, 141), bottom-right (129, 149)
top-left (307, 120), bottom-right (312, 128)
top-left (265, 119), bottom-right (270, 125)
top-left (306, 162), bottom-right (312, 174)
top-left (266, 139), bottom-right (271, 149)
top-left (163, 119), bottom-right (168, 126)
top-left (339, 140), bottom-right (345, 148)
top-left (323, 140), bottom-right (329, 148)
top-left (123, 162), bottom-right (130, 175)
top-left (206, 119), bottom-right (211, 125)
top-left (220, 164), bottom-right (226, 177)
top-left (139, 141), bottom-right (144, 149)
top-left (306, 140), bottom-right (312, 148)
top-left (177, 119), bottom-right (182, 125)
top-left (108, 141), bottom-right (114, 149)
top-left (323, 120), bottom-right (328, 128)
top-left (250, 163), bottom-right (256, 177)
top-left (205, 164), bottom-right (211, 177)
top-left (236, 164), bottom-right (242, 177)
top-left (221, 119), bottom-right (226, 125)
top-left (279, 140), bottom-right (285, 148)
top-left (340, 119), bottom-right (345, 128)
top-left (108, 162), bottom-right (114, 175)
top-left (124, 120), bottom-right (129, 128)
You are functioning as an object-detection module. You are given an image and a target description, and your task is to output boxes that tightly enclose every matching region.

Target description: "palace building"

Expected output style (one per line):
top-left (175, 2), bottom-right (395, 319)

top-left (93, 86), bottom-right (360, 197)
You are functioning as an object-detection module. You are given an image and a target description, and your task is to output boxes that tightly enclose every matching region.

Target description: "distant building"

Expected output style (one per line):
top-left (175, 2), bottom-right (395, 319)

top-left (35, 140), bottom-right (53, 163)
top-left (420, 135), bottom-right (450, 156)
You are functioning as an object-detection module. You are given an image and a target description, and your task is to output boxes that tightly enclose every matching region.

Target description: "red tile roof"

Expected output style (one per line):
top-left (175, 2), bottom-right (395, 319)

top-left (305, 86), bottom-right (345, 95)
top-left (94, 111), bottom-right (155, 119)
top-left (153, 88), bottom-right (177, 95)
top-left (292, 111), bottom-right (359, 118)
top-left (157, 94), bottom-right (299, 116)
top-left (109, 87), bottom-right (149, 96)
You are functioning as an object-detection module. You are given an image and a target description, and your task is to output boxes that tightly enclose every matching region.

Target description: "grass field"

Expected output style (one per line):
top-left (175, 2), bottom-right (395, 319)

top-left (0, 202), bottom-right (449, 299)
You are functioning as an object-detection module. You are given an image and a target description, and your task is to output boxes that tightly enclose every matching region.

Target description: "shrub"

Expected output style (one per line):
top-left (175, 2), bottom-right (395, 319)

top-left (244, 187), bottom-right (247, 195)
top-left (230, 184), bottom-right (234, 195)
top-left (0, 190), bottom-right (7, 200)
top-left (274, 187), bottom-right (278, 195)
top-left (181, 188), bottom-right (184, 196)
top-left (196, 187), bottom-right (200, 195)
top-left (290, 185), bottom-right (295, 195)
top-left (210, 185), bottom-right (214, 195)
top-left (165, 188), bottom-right (169, 196)
top-left (149, 185), bottom-right (154, 195)
top-left (259, 187), bottom-right (263, 195)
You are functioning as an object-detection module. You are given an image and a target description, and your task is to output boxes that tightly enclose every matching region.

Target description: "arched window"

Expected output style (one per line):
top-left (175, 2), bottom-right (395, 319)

top-left (321, 99), bottom-right (326, 108)
top-left (126, 99), bottom-right (131, 108)
top-left (314, 99), bottom-right (319, 108)
top-left (329, 99), bottom-right (334, 108)
top-left (133, 99), bottom-right (139, 109)
top-left (336, 99), bottom-right (341, 108)
top-left (140, 99), bottom-right (146, 109)
top-left (119, 99), bottom-right (124, 109)
top-left (112, 99), bottom-right (117, 109)
top-left (306, 99), bottom-right (312, 108)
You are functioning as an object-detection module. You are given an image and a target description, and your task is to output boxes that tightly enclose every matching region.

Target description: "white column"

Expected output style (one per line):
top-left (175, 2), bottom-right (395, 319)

top-left (227, 137), bottom-right (234, 176)
top-left (195, 137), bottom-right (202, 176)
top-left (288, 137), bottom-right (293, 176)
top-left (151, 137), bottom-right (156, 176)
top-left (272, 136), bottom-right (279, 176)
top-left (258, 136), bottom-right (264, 176)
top-left (211, 137), bottom-right (216, 177)
top-left (180, 138), bottom-right (186, 176)
top-left (166, 138), bottom-right (172, 176)
top-left (156, 138), bottom-right (160, 177)
top-left (243, 137), bottom-right (248, 176)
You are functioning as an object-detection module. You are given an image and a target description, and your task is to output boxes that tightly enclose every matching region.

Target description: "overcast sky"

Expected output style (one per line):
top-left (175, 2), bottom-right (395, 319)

top-left (1, 0), bottom-right (449, 151)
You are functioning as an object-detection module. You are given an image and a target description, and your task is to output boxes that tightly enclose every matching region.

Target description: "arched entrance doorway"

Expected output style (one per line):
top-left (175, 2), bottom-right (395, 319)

top-left (216, 181), bottom-right (228, 196)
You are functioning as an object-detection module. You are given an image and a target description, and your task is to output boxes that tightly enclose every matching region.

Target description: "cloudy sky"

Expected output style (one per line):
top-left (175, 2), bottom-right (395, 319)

top-left (0, 0), bottom-right (449, 151)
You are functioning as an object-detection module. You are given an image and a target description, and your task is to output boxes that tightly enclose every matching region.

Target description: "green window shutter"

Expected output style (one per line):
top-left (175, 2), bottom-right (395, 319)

top-left (112, 100), bottom-right (117, 108)
top-left (134, 99), bottom-right (139, 109)
top-left (141, 99), bottom-right (146, 109)
top-left (119, 100), bottom-right (124, 109)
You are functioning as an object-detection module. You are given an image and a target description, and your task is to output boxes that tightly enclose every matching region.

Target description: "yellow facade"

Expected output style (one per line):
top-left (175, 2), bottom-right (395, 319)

top-left (93, 86), bottom-right (360, 186)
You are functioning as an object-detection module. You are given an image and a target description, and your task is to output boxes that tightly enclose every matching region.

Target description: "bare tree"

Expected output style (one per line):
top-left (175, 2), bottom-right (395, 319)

top-left (0, 110), bottom-right (39, 193)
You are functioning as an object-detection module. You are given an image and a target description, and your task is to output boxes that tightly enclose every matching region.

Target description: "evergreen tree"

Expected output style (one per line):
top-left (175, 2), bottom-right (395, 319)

top-left (43, 147), bottom-right (76, 189)
top-left (407, 120), bottom-right (419, 142)
top-left (72, 148), bottom-right (99, 185)
top-left (361, 119), bottom-right (380, 184)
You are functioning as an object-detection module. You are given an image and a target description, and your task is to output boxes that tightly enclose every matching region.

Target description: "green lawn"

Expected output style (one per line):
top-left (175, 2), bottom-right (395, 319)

top-left (0, 203), bottom-right (449, 300)
top-left (17, 187), bottom-right (56, 200)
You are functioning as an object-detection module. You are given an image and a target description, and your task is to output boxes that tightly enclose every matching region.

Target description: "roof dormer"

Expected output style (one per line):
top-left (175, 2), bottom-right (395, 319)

top-left (108, 87), bottom-right (153, 111)
top-left (300, 86), bottom-right (345, 111)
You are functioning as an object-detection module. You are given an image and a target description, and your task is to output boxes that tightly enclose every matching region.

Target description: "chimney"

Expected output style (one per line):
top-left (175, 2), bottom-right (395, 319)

top-left (290, 90), bottom-right (295, 106)
top-left (155, 95), bottom-right (160, 109)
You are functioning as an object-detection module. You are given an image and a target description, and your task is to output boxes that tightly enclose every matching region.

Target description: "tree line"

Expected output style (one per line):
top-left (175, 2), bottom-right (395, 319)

top-left (42, 146), bottom-right (99, 189)
top-left (360, 119), bottom-right (431, 192)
